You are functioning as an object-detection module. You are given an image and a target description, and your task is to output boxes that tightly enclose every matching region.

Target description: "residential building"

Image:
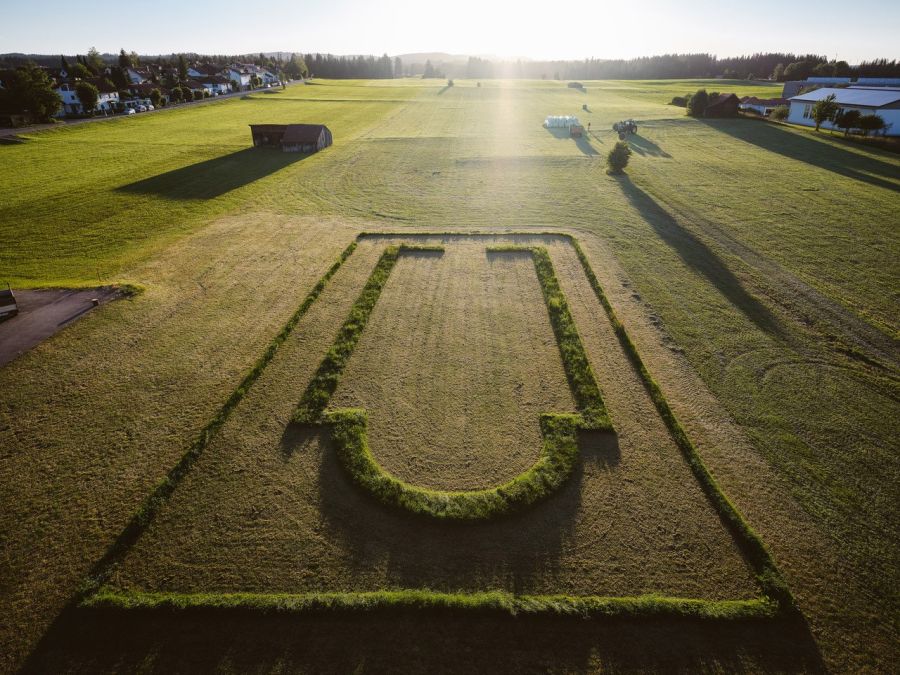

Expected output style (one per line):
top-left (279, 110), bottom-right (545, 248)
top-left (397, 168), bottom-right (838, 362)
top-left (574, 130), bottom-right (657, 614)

top-left (787, 87), bottom-right (900, 135)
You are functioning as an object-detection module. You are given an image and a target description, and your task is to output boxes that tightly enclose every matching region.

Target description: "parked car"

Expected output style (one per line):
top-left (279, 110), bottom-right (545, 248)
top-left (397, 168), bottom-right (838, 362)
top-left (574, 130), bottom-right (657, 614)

top-left (136, 105), bottom-right (147, 112)
top-left (146, 104), bottom-right (154, 111)
top-left (125, 108), bottom-right (136, 115)
top-left (0, 287), bottom-right (18, 320)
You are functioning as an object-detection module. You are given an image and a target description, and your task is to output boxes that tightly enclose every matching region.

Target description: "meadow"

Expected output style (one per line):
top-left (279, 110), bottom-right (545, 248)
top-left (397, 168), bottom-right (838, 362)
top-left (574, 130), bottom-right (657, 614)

top-left (0, 77), bottom-right (897, 673)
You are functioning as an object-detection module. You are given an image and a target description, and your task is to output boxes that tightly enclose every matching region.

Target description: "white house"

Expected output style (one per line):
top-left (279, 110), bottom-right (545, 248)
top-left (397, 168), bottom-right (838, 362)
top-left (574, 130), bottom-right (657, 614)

top-left (225, 63), bottom-right (279, 90)
top-left (54, 81), bottom-right (120, 116)
top-left (787, 87), bottom-right (900, 135)
top-left (739, 96), bottom-right (788, 116)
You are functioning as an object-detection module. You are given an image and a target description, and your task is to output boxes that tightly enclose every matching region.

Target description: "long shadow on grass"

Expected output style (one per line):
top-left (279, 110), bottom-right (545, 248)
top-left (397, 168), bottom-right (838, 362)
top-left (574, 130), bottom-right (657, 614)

top-left (628, 134), bottom-right (672, 158)
top-left (21, 603), bottom-right (826, 673)
top-left (116, 148), bottom-right (309, 199)
top-left (545, 126), bottom-right (599, 156)
top-left (297, 424), bottom-right (618, 593)
top-left (700, 118), bottom-right (900, 192)
top-left (616, 175), bottom-right (785, 339)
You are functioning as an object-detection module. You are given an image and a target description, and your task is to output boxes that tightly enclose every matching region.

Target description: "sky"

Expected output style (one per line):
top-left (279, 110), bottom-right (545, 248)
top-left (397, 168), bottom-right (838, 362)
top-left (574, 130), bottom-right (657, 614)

top-left (2, 0), bottom-right (898, 63)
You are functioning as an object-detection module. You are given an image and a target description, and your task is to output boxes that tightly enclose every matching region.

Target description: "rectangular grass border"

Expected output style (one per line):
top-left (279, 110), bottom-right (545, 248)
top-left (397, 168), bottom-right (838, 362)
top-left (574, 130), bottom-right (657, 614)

top-left (76, 231), bottom-right (793, 621)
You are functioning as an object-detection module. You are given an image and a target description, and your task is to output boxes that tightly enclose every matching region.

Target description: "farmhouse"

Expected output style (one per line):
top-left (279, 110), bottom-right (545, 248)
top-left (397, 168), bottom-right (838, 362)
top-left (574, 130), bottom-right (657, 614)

top-left (739, 96), bottom-right (787, 116)
top-left (249, 124), bottom-right (333, 152)
top-left (704, 93), bottom-right (740, 117)
top-left (787, 87), bottom-right (900, 135)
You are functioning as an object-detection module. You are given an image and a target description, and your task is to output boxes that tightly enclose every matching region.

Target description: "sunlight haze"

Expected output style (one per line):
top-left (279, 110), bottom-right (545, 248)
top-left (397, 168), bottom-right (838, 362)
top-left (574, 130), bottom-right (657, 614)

top-left (3, 0), bottom-right (898, 61)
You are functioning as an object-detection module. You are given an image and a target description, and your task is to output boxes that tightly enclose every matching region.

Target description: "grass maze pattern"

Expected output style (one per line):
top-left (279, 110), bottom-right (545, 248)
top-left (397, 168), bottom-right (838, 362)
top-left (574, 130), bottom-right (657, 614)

top-left (78, 233), bottom-right (793, 620)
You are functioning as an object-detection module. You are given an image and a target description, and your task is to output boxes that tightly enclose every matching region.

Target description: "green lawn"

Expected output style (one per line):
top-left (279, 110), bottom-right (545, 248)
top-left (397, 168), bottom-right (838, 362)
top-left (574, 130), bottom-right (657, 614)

top-left (1, 78), bottom-right (898, 673)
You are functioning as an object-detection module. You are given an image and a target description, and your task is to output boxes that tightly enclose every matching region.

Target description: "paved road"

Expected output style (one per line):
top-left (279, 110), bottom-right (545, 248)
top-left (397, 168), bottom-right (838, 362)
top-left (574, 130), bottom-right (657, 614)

top-left (0, 85), bottom-right (292, 138)
top-left (0, 287), bottom-right (121, 367)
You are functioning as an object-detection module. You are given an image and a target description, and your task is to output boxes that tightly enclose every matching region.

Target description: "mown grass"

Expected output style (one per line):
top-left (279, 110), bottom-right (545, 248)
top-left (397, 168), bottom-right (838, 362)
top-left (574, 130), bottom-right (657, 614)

top-left (77, 239), bottom-right (358, 599)
top-left (327, 408), bottom-right (583, 520)
top-left (564, 235), bottom-right (793, 610)
top-left (292, 244), bottom-right (443, 425)
top-left (293, 242), bottom-right (600, 519)
top-left (489, 246), bottom-right (612, 430)
top-left (3, 77), bottom-right (898, 672)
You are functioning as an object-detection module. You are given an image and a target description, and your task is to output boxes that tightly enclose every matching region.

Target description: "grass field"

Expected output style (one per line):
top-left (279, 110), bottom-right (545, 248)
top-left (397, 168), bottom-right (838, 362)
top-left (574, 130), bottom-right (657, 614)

top-left (1, 78), bottom-right (898, 673)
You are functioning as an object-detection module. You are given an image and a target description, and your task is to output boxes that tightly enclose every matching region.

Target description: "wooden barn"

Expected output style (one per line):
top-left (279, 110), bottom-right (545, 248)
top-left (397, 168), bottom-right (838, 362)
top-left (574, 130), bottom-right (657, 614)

top-left (704, 93), bottom-right (740, 118)
top-left (249, 124), bottom-right (333, 153)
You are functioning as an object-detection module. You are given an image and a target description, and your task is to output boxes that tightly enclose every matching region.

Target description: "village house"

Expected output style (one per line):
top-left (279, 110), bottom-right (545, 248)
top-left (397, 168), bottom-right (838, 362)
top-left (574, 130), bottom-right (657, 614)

top-left (787, 87), bottom-right (900, 135)
top-left (739, 96), bottom-right (788, 116)
top-left (54, 78), bottom-right (120, 116)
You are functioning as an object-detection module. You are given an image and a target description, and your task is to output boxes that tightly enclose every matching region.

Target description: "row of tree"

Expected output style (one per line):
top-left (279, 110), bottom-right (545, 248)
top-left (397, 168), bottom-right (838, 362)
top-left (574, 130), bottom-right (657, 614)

top-left (301, 53), bottom-right (399, 79)
top-left (460, 53), bottom-right (900, 81)
top-left (804, 94), bottom-right (886, 135)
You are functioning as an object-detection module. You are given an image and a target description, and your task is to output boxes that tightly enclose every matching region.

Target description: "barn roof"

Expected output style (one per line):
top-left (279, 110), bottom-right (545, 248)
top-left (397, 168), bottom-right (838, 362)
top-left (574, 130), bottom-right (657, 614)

top-left (707, 93), bottom-right (739, 106)
top-left (789, 87), bottom-right (900, 107)
top-left (282, 124), bottom-right (328, 143)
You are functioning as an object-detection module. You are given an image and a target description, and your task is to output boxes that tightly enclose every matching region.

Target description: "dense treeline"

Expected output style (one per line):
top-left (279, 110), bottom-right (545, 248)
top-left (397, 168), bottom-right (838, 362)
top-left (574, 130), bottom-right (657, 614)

top-left (3, 50), bottom-right (899, 82)
top-left (464, 53), bottom-right (900, 81)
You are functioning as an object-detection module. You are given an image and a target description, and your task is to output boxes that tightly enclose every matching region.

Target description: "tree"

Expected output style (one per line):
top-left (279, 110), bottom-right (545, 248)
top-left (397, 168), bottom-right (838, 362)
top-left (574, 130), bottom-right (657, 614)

top-left (230, 79), bottom-right (240, 92)
top-left (811, 93), bottom-right (838, 131)
top-left (686, 89), bottom-right (709, 117)
top-left (606, 141), bottom-right (632, 175)
top-left (811, 62), bottom-right (836, 77)
top-left (86, 47), bottom-right (105, 74)
top-left (193, 89), bottom-right (203, 101)
top-left (170, 86), bottom-right (183, 103)
top-left (177, 54), bottom-right (188, 82)
top-left (394, 56), bottom-right (402, 78)
top-left (285, 53), bottom-right (307, 79)
top-left (118, 49), bottom-right (132, 69)
top-left (0, 63), bottom-right (62, 122)
top-left (75, 81), bottom-right (100, 115)
top-left (423, 60), bottom-right (435, 78)
top-left (109, 66), bottom-right (129, 90)
top-left (149, 88), bottom-right (163, 108)
top-left (250, 74), bottom-right (261, 88)
top-left (60, 55), bottom-right (70, 73)
top-left (70, 62), bottom-right (92, 79)
top-left (771, 105), bottom-right (789, 121)
top-left (771, 63), bottom-right (785, 81)
top-left (834, 108), bottom-right (860, 135)
top-left (857, 114), bottom-right (885, 137)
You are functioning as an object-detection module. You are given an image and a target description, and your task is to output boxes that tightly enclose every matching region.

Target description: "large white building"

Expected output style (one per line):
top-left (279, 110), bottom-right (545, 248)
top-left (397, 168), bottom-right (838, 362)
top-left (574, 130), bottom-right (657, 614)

top-left (787, 87), bottom-right (900, 135)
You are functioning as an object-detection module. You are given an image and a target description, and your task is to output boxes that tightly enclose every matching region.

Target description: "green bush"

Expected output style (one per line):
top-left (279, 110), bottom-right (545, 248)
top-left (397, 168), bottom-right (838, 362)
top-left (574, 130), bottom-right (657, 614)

top-left (606, 141), bottom-right (632, 175)
top-left (770, 105), bottom-right (789, 121)
top-left (686, 89), bottom-right (709, 117)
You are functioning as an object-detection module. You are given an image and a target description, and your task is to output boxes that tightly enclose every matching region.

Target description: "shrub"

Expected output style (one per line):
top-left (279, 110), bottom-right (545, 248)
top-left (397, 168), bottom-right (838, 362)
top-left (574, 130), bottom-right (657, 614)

top-left (606, 141), bottom-right (632, 175)
top-left (771, 105), bottom-right (789, 121)
top-left (834, 109), bottom-right (861, 135)
top-left (669, 95), bottom-right (688, 107)
top-left (148, 88), bottom-right (162, 108)
top-left (857, 114), bottom-right (885, 137)
top-left (686, 89), bottom-right (709, 117)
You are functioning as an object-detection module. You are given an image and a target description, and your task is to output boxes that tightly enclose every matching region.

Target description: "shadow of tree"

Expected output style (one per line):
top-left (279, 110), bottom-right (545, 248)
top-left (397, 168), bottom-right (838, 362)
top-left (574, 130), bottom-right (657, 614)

top-left (116, 148), bottom-right (309, 199)
top-left (615, 176), bottom-right (785, 339)
top-left (700, 118), bottom-right (900, 192)
top-left (21, 605), bottom-right (826, 674)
